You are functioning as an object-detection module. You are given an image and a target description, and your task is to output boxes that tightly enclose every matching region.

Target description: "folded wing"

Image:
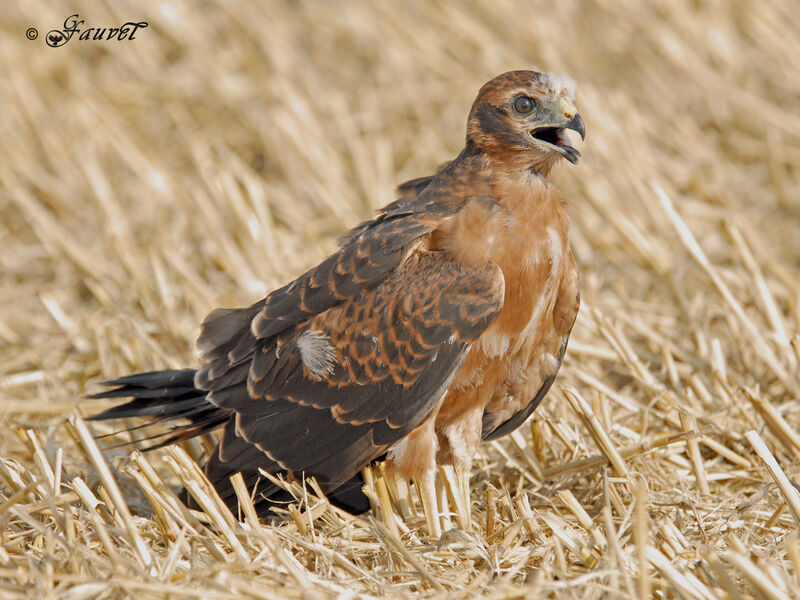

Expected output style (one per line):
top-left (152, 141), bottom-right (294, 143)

top-left (201, 251), bottom-right (505, 493)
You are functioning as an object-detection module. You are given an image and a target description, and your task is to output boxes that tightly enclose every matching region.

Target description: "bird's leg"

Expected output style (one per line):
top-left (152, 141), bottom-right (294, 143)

top-left (453, 460), bottom-right (472, 530)
top-left (439, 461), bottom-right (472, 531)
top-left (386, 413), bottom-right (442, 538)
top-left (439, 408), bottom-right (481, 531)
top-left (436, 472), bottom-right (452, 531)
top-left (414, 469), bottom-right (441, 538)
top-left (391, 473), bottom-right (412, 520)
top-left (439, 464), bottom-right (470, 530)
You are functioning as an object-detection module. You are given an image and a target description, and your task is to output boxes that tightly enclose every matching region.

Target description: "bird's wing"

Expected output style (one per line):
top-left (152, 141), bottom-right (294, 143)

top-left (194, 201), bottom-right (451, 386)
top-left (200, 251), bottom-right (504, 488)
top-left (481, 250), bottom-right (580, 441)
top-left (480, 336), bottom-right (568, 441)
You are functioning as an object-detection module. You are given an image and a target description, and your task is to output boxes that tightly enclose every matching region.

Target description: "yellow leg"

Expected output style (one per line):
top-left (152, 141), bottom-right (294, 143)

top-left (437, 474), bottom-right (452, 531)
top-left (454, 462), bottom-right (472, 531)
top-left (415, 470), bottom-right (441, 538)
top-left (441, 463), bottom-right (472, 531)
top-left (392, 474), bottom-right (412, 520)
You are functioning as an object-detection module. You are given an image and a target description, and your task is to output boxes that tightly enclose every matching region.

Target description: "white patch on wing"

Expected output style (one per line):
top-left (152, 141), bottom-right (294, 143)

top-left (541, 72), bottom-right (577, 100)
top-left (297, 330), bottom-right (337, 380)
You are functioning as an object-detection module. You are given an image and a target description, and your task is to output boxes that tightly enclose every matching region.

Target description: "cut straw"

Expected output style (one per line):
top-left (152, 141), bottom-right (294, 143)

top-left (744, 431), bottom-right (800, 527)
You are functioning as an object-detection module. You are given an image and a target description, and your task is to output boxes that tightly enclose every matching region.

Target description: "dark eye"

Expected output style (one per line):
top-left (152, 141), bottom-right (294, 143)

top-left (513, 96), bottom-right (534, 114)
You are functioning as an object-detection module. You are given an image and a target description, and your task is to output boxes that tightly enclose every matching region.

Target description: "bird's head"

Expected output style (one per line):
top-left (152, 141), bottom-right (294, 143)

top-left (467, 70), bottom-right (585, 173)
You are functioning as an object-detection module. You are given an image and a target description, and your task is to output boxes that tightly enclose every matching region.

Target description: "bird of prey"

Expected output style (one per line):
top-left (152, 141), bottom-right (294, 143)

top-left (90, 70), bottom-right (584, 534)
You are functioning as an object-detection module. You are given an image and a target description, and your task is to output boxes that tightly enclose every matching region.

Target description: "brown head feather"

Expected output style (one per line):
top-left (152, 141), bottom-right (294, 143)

top-left (466, 70), bottom-right (583, 174)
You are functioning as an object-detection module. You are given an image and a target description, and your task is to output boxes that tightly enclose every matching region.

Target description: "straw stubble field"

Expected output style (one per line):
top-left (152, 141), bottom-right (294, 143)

top-left (1, 1), bottom-right (800, 598)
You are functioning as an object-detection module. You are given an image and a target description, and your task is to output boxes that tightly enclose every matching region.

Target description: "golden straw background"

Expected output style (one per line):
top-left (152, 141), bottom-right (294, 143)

top-left (2, 1), bottom-right (800, 597)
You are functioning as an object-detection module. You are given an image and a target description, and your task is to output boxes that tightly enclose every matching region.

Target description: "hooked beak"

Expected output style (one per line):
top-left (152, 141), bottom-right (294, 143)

top-left (529, 111), bottom-right (585, 164)
top-left (564, 113), bottom-right (585, 141)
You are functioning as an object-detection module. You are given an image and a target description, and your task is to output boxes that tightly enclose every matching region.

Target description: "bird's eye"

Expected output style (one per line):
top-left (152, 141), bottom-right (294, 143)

top-left (513, 96), bottom-right (534, 114)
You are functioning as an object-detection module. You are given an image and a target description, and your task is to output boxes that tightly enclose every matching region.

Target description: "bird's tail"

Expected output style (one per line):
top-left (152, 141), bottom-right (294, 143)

top-left (87, 368), bottom-right (373, 516)
top-left (87, 369), bottom-right (227, 450)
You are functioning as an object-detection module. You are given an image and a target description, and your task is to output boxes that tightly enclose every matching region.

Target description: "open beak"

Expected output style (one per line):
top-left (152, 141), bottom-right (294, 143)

top-left (529, 111), bottom-right (585, 164)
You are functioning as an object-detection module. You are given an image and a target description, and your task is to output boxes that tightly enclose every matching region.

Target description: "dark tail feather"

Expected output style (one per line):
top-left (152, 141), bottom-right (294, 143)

top-left (87, 369), bottom-right (227, 451)
top-left (89, 369), bottom-right (197, 400)
top-left (88, 368), bottom-right (373, 517)
top-left (325, 472), bottom-right (371, 514)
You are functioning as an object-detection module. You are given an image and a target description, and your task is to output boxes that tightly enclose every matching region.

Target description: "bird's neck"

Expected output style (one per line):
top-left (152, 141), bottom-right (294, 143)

top-left (431, 147), bottom-right (568, 269)
top-left (428, 146), bottom-right (560, 217)
top-left (494, 154), bottom-right (558, 181)
top-left (464, 138), bottom-right (559, 179)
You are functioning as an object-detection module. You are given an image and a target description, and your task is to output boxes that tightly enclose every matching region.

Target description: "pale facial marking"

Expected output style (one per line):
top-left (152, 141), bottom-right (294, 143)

top-left (539, 72), bottom-right (577, 100)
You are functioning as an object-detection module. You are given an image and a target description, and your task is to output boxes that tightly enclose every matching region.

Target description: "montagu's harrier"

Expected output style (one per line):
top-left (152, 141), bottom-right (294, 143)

top-left (90, 70), bottom-right (584, 535)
